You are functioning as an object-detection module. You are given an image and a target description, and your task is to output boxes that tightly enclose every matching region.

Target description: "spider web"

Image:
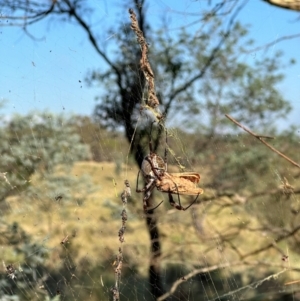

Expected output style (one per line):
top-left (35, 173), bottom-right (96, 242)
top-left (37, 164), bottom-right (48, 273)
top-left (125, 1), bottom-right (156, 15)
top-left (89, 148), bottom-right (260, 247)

top-left (0, 1), bottom-right (300, 301)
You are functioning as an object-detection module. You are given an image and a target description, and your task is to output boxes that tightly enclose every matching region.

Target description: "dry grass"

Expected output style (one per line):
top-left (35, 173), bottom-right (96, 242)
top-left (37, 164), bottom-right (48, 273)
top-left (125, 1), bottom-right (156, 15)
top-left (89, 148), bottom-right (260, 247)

top-left (4, 161), bottom-right (300, 286)
top-left (5, 161), bottom-right (151, 275)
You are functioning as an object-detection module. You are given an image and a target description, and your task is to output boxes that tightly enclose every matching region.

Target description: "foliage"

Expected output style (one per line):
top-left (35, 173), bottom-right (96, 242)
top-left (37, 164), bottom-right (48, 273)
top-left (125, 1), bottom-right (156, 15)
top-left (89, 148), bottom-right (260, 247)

top-left (0, 222), bottom-right (49, 300)
top-left (0, 112), bottom-right (97, 300)
top-left (208, 134), bottom-right (274, 191)
top-left (2, 156), bottom-right (300, 300)
top-left (23, 173), bottom-right (95, 211)
top-left (190, 128), bottom-right (300, 190)
top-left (0, 0), bottom-right (299, 300)
top-left (90, 14), bottom-right (292, 139)
top-left (153, 21), bottom-right (291, 133)
top-left (0, 112), bottom-right (91, 202)
top-left (70, 116), bottom-right (129, 162)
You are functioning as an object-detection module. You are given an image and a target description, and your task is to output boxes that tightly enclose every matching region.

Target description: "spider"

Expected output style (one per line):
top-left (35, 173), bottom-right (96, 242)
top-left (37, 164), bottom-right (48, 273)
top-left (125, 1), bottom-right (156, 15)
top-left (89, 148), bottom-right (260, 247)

top-left (136, 129), bottom-right (202, 212)
top-left (4, 263), bottom-right (17, 280)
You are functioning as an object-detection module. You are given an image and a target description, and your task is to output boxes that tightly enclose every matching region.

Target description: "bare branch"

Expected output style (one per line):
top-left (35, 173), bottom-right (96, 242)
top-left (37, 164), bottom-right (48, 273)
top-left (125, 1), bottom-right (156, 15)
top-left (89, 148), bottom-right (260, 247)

top-left (158, 259), bottom-right (288, 301)
top-left (245, 33), bottom-right (300, 53)
top-left (226, 114), bottom-right (300, 169)
top-left (63, 0), bottom-right (120, 75)
top-left (167, 0), bottom-right (248, 103)
top-left (209, 269), bottom-right (287, 301)
top-left (0, 1), bottom-right (56, 25)
top-left (242, 224), bottom-right (300, 259)
top-left (157, 261), bottom-right (243, 301)
top-left (167, 1), bottom-right (238, 31)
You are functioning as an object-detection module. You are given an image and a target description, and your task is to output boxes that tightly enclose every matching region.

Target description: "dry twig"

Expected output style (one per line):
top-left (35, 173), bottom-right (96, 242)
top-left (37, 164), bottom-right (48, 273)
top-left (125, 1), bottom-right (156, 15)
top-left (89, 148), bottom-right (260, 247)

top-left (225, 114), bottom-right (300, 169)
top-left (157, 258), bottom-right (291, 301)
top-left (244, 33), bottom-right (300, 53)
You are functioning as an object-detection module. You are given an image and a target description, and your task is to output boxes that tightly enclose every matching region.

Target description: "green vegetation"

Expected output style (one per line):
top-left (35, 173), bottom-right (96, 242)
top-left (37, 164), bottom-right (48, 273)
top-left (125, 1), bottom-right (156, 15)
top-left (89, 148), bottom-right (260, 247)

top-left (1, 1), bottom-right (299, 300)
top-left (1, 113), bottom-right (300, 300)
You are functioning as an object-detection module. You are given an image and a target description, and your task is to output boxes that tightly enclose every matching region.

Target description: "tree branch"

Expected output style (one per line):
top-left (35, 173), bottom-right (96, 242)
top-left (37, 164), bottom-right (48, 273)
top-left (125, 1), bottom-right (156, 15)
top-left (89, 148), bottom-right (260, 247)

top-left (226, 114), bottom-right (300, 169)
top-left (157, 258), bottom-right (292, 301)
top-left (167, 0), bottom-right (248, 103)
top-left (244, 33), bottom-right (300, 53)
top-left (242, 224), bottom-right (300, 259)
top-left (64, 0), bottom-right (120, 76)
top-left (157, 261), bottom-right (243, 301)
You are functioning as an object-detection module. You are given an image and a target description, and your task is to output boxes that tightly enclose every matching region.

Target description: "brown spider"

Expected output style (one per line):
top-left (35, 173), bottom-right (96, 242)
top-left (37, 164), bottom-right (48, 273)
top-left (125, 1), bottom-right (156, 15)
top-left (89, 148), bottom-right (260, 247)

top-left (136, 130), bottom-right (203, 212)
top-left (4, 263), bottom-right (17, 280)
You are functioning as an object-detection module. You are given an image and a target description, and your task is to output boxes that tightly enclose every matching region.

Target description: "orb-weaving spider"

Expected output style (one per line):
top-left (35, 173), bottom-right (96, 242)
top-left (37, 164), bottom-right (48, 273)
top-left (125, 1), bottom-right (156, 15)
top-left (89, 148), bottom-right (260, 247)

top-left (136, 129), bottom-right (203, 212)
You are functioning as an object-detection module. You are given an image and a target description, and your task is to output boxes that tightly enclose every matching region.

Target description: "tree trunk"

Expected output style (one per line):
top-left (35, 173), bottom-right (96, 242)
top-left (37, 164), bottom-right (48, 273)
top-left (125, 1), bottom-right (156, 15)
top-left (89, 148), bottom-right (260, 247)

top-left (146, 199), bottom-right (165, 299)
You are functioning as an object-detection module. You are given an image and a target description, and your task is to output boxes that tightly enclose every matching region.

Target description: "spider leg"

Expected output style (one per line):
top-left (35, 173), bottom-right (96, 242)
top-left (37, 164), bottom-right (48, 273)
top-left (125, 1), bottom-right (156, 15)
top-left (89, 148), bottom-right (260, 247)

top-left (136, 170), bottom-right (155, 193)
top-left (168, 183), bottom-right (200, 211)
top-left (145, 157), bottom-right (163, 180)
top-left (145, 200), bottom-right (164, 213)
top-left (170, 182), bottom-right (183, 209)
top-left (137, 170), bottom-right (158, 211)
top-left (182, 194), bottom-right (200, 211)
top-left (168, 193), bottom-right (179, 209)
top-left (175, 182), bottom-right (182, 208)
top-left (164, 129), bottom-right (168, 167)
top-left (137, 178), bottom-right (156, 211)
top-left (143, 182), bottom-right (163, 211)
top-left (136, 169), bottom-right (142, 192)
top-left (143, 180), bottom-right (156, 200)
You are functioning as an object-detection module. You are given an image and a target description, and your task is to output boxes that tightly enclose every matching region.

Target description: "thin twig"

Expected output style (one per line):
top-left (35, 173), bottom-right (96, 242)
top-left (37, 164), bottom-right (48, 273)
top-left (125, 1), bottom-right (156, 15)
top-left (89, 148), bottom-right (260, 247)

top-left (225, 114), bottom-right (300, 169)
top-left (241, 224), bottom-right (300, 259)
top-left (244, 33), bottom-right (300, 53)
top-left (158, 257), bottom-right (293, 301)
top-left (167, 0), bottom-right (248, 103)
top-left (285, 279), bottom-right (300, 286)
top-left (157, 261), bottom-right (243, 301)
top-left (207, 269), bottom-right (287, 301)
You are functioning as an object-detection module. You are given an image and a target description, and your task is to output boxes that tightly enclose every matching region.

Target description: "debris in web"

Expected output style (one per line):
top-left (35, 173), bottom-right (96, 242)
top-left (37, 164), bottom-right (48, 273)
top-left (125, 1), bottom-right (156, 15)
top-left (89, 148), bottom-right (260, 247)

top-left (129, 8), bottom-right (161, 118)
top-left (280, 177), bottom-right (294, 196)
top-left (60, 235), bottom-right (69, 245)
top-left (111, 180), bottom-right (131, 300)
top-left (3, 261), bottom-right (17, 280)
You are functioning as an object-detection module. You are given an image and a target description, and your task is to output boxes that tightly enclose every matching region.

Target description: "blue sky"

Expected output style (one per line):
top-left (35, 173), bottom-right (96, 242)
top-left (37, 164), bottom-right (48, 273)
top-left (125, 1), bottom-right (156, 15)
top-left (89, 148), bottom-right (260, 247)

top-left (0, 0), bottom-right (299, 128)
